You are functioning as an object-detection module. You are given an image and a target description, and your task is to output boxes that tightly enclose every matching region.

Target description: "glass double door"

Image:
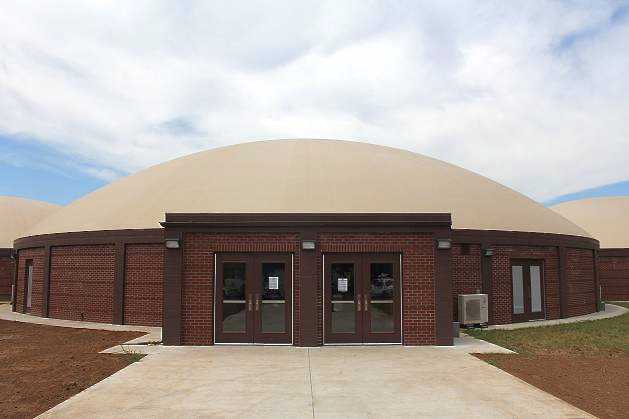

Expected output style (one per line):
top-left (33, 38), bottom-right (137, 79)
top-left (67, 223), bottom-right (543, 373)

top-left (216, 253), bottom-right (292, 344)
top-left (511, 260), bottom-right (545, 322)
top-left (325, 254), bottom-right (401, 344)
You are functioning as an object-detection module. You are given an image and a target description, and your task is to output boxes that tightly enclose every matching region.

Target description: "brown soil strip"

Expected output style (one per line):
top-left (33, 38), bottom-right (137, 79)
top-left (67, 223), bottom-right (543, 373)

top-left (0, 319), bottom-right (144, 418)
top-left (476, 354), bottom-right (629, 419)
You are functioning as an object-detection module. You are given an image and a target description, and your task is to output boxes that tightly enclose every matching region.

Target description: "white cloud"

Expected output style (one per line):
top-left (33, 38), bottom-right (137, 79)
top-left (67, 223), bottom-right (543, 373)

top-left (0, 0), bottom-right (628, 200)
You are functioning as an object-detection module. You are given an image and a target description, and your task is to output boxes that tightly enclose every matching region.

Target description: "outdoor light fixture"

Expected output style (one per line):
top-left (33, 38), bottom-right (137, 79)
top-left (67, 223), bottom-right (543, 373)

top-left (165, 239), bottom-right (180, 249)
top-left (436, 239), bottom-right (452, 249)
top-left (301, 240), bottom-right (316, 250)
top-left (484, 248), bottom-right (494, 257)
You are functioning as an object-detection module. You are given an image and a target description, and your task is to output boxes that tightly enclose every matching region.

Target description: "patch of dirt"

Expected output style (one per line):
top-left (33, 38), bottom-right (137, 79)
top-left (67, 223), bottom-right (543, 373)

top-left (0, 319), bottom-right (144, 418)
top-left (476, 354), bottom-right (629, 419)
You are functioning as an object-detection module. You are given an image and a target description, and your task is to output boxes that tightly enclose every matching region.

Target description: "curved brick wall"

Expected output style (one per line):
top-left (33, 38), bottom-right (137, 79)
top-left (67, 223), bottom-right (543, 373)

top-left (598, 250), bottom-right (629, 301)
top-left (451, 243), bottom-right (597, 324)
top-left (0, 252), bottom-right (14, 298)
top-left (13, 228), bottom-right (598, 337)
top-left (14, 237), bottom-right (165, 327)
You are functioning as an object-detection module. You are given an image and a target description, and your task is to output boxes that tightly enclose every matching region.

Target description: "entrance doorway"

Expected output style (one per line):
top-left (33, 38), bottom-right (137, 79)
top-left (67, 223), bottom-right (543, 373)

top-left (215, 253), bottom-right (292, 344)
top-left (324, 253), bottom-right (401, 344)
top-left (511, 260), bottom-right (545, 322)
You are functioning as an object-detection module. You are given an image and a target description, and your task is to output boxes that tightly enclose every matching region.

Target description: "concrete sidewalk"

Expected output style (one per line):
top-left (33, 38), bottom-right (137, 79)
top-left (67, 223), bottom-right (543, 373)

top-left (487, 303), bottom-right (627, 330)
top-left (39, 345), bottom-right (592, 418)
top-left (0, 303), bottom-right (161, 344)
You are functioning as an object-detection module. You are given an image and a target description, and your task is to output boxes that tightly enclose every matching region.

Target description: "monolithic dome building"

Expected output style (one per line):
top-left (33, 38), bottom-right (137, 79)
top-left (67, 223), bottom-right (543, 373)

top-left (552, 197), bottom-right (629, 301)
top-left (13, 140), bottom-right (600, 346)
top-left (0, 196), bottom-right (60, 298)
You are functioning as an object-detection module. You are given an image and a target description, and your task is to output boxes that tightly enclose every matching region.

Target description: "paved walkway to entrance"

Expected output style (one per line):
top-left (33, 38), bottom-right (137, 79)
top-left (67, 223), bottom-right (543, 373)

top-left (40, 345), bottom-right (591, 418)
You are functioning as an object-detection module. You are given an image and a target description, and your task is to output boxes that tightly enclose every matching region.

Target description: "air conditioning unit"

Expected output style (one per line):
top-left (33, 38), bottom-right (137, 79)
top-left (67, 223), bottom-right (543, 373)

top-left (458, 294), bottom-right (488, 325)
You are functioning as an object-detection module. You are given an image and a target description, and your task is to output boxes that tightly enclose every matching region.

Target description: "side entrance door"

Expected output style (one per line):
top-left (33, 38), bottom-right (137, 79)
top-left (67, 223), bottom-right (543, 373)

top-left (324, 253), bottom-right (401, 344)
top-left (215, 253), bottom-right (292, 344)
top-left (511, 260), bottom-right (545, 322)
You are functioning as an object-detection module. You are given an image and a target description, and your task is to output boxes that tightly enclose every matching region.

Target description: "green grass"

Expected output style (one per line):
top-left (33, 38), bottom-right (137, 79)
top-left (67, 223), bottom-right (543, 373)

top-left (126, 353), bottom-right (145, 363)
top-left (466, 302), bottom-right (629, 356)
top-left (119, 346), bottom-right (146, 363)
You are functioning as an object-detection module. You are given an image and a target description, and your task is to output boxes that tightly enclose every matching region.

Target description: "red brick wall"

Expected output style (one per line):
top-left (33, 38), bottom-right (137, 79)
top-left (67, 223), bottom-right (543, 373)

top-left (15, 248), bottom-right (45, 314)
top-left (181, 232), bottom-right (437, 346)
top-left (490, 246), bottom-right (561, 324)
top-left (599, 254), bottom-right (629, 301)
top-left (450, 244), bottom-right (482, 321)
top-left (0, 255), bottom-right (14, 297)
top-left (181, 233), bottom-right (299, 345)
top-left (124, 244), bottom-right (164, 326)
top-left (318, 233), bottom-right (436, 345)
top-left (49, 245), bottom-right (115, 323)
top-left (566, 248), bottom-right (596, 316)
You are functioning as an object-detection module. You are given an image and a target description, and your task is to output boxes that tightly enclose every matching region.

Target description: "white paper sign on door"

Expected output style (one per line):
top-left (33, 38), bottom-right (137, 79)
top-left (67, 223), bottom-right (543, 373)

top-left (338, 278), bottom-right (348, 292)
top-left (268, 276), bottom-right (279, 290)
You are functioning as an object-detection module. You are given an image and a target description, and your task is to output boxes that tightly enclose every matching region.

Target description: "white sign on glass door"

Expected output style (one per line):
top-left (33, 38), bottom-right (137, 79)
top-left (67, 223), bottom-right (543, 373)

top-left (338, 278), bottom-right (348, 292)
top-left (268, 276), bottom-right (279, 290)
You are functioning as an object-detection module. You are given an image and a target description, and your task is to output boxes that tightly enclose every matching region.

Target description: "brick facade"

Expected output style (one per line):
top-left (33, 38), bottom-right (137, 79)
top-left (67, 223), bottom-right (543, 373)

top-left (124, 244), bottom-right (164, 326)
top-left (13, 229), bottom-right (598, 342)
top-left (180, 232), bottom-right (437, 346)
top-left (181, 232), bottom-right (300, 345)
top-left (0, 254), bottom-right (14, 297)
top-left (450, 244), bottom-right (596, 324)
top-left (565, 248), bottom-right (597, 316)
top-left (15, 247), bottom-right (45, 314)
top-left (490, 245), bottom-right (561, 324)
top-left (451, 244), bottom-right (482, 322)
top-left (318, 232), bottom-right (436, 345)
top-left (598, 254), bottom-right (629, 301)
top-left (49, 245), bottom-right (116, 323)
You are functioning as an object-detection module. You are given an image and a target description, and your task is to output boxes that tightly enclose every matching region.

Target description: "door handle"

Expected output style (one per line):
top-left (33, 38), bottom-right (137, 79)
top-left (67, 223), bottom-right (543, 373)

top-left (255, 294), bottom-right (260, 311)
top-left (357, 294), bottom-right (362, 312)
top-left (364, 294), bottom-right (369, 312)
top-left (248, 294), bottom-right (253, 312)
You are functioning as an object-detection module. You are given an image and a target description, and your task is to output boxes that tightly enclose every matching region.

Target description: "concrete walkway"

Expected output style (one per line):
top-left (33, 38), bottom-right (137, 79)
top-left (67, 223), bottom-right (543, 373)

top-left (488, 303), bottom-right (627, 330)
top-left (0, 303), bottom-right (161, 344)
top-left (39, 345), bottom-right (592, 418)
top-left (0, 302), bottom-right (597, 417)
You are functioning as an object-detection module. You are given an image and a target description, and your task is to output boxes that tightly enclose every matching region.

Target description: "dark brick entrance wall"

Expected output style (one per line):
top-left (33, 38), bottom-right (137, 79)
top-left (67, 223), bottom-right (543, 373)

top-left (180, 231), bottom-right (439, 346)
top-left (124, 244), bottom-right (164, 326)
top-left (180, 232), bottom-right (300, 345)
top-left (49, 245), bottom-right (116, 323)
top-left (0, 255), bottom-right (14, 297)
top-left (598, 254), bottom-right (629, 301)
top-left (317, 232), bottom-right (436, 345)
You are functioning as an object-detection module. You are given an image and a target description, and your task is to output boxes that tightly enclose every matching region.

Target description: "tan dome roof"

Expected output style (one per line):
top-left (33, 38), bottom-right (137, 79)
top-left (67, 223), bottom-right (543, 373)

top-left (24, 139), bottom-right (589, 238)
top-left (551, 197), bottom-right (629, 248)
top-left (0, 196), bottom-right (60, 247)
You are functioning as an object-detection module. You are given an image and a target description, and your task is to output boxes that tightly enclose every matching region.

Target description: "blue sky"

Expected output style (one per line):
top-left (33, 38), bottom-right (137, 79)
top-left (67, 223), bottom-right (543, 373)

top-left (0, 135), bottom-right (106, 204)
top-left (1, 1), bottom-right (628, 207)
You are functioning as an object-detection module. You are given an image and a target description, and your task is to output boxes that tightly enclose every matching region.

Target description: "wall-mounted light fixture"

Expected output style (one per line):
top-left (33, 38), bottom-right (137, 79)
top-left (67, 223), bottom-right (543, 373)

top-left (301, 240), bottom-right (316, 250)
top-left (436, 238), bottom-right (452, 249)
top-left (165, 239), bottom-right (180, 249)
top-left (484, 248), bottom-right (494, 257)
